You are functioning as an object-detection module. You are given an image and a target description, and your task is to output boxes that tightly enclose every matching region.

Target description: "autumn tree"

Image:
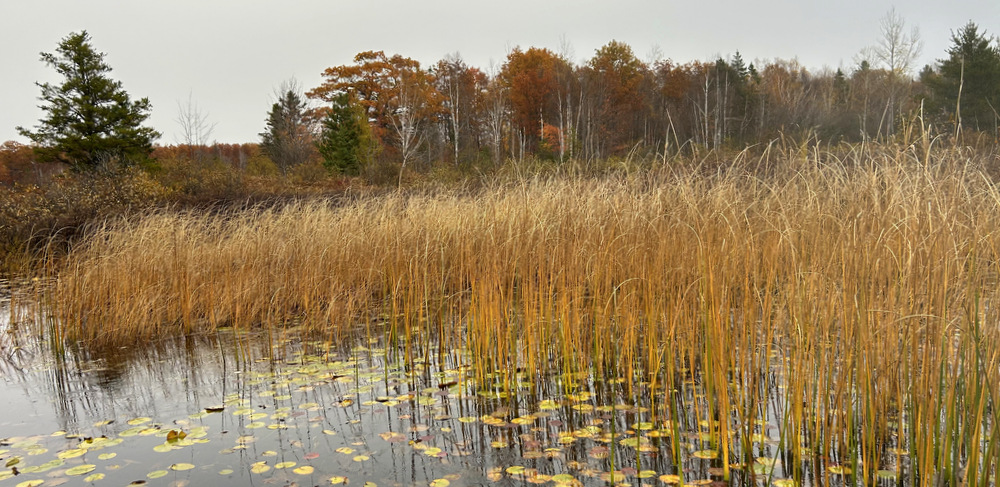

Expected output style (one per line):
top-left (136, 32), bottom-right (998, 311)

top-left (260, 83), bottom-right (313, 174)
top-left (17, 31), bottom-right (160, 170)
top-left (316, 91), bottom-right (375, 176)
top-left (584, 40), bottom-right (649, 157)
top-left (500, 47), bottom-right (572, 158)
top-left (310, 51), bottom-right (442, 182)
top-left (433, 54), bottom-right (488, 165)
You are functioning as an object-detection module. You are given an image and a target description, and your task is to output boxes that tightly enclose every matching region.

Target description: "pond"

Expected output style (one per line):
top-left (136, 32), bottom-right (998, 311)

top-left (0, 292), bottom-right (905, 487)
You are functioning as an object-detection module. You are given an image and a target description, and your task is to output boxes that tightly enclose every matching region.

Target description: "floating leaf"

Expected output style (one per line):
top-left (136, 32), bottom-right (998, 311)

top-left (219, 469), bottom-right (234, 475)
top-left (828, 465), bottom-right (851, 475)
top-left (329, 476), bottom-right (348, 484)
top-left (147, 470), bottom-right (169, 479)
top-left (15, 480), bottom-right (44, 487)
top-left (250, 462), bottom-right (270, 474)
top-left (638, 470), bottom-right (657, 479)
top-left (5, 457), bottom-right (20, 467)
top-left (275, 461), bottom-right (296, 469)
top-left (352, 455), bottom-right (369, 462)
top-left (506, 466), bottom-right (525, 475)
top-left (84, 473), bottom-right (106, 482)
top-left (171, 463), bottom-right (195, 471)
top-left (153, 444), bottom-right (175, 453)
top-left (877, 470), bottom-right (897, 479)
top-left (293, 465), bottom-right (314, 475)
top-left (127, 417), bottom-right (151, 426)
top-left (57, 449), bottom-right (86, 459)
top-left (379, 432), bottom-right (407, 443)
top-left (66, 464), bottom-right (97, 475)
top-left (430, 479), bottom-right (450, 487)
top-left (98, 452), bottom-right (116, 460)
top-left (693, 450), bottom-right (719, 460)
top-left (335, 447), bottom-right (354, 455)
top-left (93, 419), bottom-right (114, 427)
top-left (552, 474), bottom-right (575, 484)
top-left (659, 474), bottom-right (681, 484)
top-left (772, 480), bottom-right (797, 487)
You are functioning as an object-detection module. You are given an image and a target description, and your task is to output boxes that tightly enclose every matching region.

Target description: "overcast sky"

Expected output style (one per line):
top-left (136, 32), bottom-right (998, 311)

top-left (2, 1), bottom-right (998, 144)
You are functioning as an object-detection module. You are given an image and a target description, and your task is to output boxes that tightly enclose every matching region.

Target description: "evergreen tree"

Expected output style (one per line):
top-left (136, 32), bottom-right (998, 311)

top-left (926, 22), bottom-right (1000, 133)
top-left (316, 92), bottom-right (373, 176)
top-left (16, 31), bottom-right (160, 169)
top-left (260, 87), bottom-right (313, 174)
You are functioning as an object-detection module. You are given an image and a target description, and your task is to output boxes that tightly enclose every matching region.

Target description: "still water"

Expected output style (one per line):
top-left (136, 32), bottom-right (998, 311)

top-left (0, 291), bottom-right (875, 487)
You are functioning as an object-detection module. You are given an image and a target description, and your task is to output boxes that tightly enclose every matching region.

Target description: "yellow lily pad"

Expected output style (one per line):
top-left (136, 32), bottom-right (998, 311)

top-left (66, 464), bottom-right (97, 475)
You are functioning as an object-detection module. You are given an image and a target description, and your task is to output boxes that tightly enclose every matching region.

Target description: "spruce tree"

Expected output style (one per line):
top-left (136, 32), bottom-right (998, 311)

top-left (259, 88), bottom-right (312, 174)
top-left (926, 22), bottom-right (1000, 133)
top-left (316, 92), bottom-right (372, 176)
top-left (17, 31), bottom-right (160, 169)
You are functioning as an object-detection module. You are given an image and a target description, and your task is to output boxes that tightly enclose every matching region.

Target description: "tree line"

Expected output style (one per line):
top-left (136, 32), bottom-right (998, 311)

top-left (9, 16), bottom-right (1000, 180)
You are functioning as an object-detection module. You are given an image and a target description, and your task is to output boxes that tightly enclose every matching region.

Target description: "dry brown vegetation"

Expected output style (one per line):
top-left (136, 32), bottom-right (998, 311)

top-left (43, 142), bottom-right (1000, 484)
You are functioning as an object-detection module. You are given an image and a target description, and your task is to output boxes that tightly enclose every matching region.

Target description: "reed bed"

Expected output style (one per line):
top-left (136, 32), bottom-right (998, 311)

top-left (46, 144), bottom-right (1000, 485)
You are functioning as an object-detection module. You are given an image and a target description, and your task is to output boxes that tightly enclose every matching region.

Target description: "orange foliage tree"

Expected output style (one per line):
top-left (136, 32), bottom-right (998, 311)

top-left (585, 40), bottom-right (650, 156)
top-left (500, 47), bottom-right (573, 156)
top-left (309, 51), bottom-right (443, 177)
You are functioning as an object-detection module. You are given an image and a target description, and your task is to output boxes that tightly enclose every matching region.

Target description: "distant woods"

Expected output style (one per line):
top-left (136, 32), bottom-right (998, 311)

top-left (6, 16), bottom-right (1000, 184)
top-left (294, 18), bottom-right (1000, 175)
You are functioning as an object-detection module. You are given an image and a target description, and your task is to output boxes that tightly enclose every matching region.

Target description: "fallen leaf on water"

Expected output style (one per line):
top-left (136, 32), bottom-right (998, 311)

top-left (293, 466), bottom-right (314, 475)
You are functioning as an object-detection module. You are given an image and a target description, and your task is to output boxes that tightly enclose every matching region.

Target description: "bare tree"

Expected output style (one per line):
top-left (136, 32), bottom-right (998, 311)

top-left (175, 92), bottom-right (216, 161)
top-left (873, 8), bottom-right (922, 76)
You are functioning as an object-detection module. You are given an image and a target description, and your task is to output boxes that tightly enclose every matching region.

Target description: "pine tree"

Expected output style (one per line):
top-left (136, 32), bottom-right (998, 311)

top-left (926, 22), bottom-right (1000, 133)
top-left (16, 31), bottom-right (160, 169)
top-left (316, 92), bottom-right (373, 176)
top-left (260, 88), bottom-right (313, 174)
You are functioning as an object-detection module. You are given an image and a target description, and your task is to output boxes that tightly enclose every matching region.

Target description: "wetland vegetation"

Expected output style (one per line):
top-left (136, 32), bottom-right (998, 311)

top-left (5, 142), bottom-right (1000, 487)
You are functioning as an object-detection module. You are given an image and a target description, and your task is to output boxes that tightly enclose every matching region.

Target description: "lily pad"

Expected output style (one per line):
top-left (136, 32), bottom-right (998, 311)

top-left (147, 470), bottom-right (169, 479)
top-left (66, 464), bottom-right (97, 476)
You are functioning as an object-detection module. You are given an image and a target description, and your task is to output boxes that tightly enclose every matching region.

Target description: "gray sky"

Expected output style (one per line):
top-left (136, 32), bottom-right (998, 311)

top-left (2, 1), bottom-right (998, 144)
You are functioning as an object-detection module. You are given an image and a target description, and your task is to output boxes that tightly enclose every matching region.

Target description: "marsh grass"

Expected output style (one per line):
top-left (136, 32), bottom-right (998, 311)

top-left (43, 142), bottom-right (1000, 485)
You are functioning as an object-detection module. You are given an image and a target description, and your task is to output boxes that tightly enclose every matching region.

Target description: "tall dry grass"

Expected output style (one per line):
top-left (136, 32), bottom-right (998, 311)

top-left (46, 142), bottom-right (1000, 484)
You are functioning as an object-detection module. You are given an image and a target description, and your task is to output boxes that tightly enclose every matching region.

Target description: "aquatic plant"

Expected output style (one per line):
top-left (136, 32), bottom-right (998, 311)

top-left (41, 142), bottom-right (1000, 485)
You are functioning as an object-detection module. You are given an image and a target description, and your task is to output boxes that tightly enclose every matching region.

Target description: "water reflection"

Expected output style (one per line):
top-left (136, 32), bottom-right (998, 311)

top-left (0, 300), bottom-right (906, 487)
